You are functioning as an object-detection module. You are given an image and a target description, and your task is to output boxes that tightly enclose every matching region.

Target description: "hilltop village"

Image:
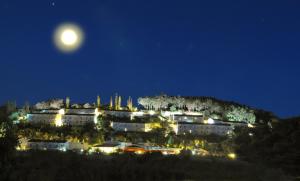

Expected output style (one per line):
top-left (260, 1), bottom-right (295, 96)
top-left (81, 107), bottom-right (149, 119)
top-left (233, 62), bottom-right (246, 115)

top-left (11, 94), bottom-right (276, 156)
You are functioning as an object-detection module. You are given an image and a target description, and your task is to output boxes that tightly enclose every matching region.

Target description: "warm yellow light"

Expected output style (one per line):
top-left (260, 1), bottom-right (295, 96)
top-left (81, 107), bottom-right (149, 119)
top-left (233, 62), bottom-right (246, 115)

top-left (148, 110), bottom-right (155, 115)
top-left (248, 123), bottom-right (254, 128)
top-left (170, 123), bottom-right (178, 134)
top-left (145, 126), bottom-right (152, 132)
top-left (55, 114), bottom-right (63, 127)
top-left (98, 147), bottom-right (117, 154)
top-left (135, 150), bottom-right (145, 155)
top-left (59, 109), bottom-right (65, 115)
top-left (53, 23), bottom-right (84, 53)
top-left (228, 153), bottom-right (236, 159)
top-left (55, 109), bottom-right (65, 127)
top-left (145, 122), bottom-right (161, 132)
top-left (94, 108), bottom-right (100, 124)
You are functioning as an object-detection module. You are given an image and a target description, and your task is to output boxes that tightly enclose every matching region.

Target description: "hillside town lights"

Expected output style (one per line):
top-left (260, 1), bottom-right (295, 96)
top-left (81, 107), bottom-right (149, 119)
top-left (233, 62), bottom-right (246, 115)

top-left (94, 108), bottom-right (100, 124)
top-left (131, 111), bottom-right (144, 116)
top-left (162, 111), bottom-right (171, 117)
top-left (55, 109), bottom-right (65, 127)
top-left (207, 118), bottom-right (215, 124)
top-left (248, 123), bottom-right (254, 128)
top-left (148, 110), bottom-right (155, 115)
top-left (103, 147), bottom-right (115, 154)
top-left (145, 124), bottom-right (152, 132)
top-left (228, 153), bottom-right (236, 160)
top-left (59, 109), bottom-right (65, 115)
top-left (170, 123), bottom-right (178, 134)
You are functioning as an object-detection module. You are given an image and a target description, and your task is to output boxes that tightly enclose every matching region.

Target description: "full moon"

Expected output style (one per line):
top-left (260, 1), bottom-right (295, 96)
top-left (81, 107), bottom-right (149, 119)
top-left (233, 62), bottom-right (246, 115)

top-left (61, 29), bottom-right (78, 45)
top-left (53, 23), bottom-right (84, 53)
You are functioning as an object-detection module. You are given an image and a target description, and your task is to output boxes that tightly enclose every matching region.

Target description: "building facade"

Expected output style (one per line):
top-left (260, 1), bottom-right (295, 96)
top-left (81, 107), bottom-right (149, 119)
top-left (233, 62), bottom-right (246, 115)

top-left (176, 123), bottom-right (233, 136)
top-left (27, 112), bottom-right (95, 126)
top-left (27, 113), bottom-right (56, 124)
top-left (63, 114), bottom-right (94, 126)
top-left (28, 140), bottom-right (69, 151)
top-left (111, 122), bottom-right (147, 132)
top-left (173, 115), bottom-right (204, 123)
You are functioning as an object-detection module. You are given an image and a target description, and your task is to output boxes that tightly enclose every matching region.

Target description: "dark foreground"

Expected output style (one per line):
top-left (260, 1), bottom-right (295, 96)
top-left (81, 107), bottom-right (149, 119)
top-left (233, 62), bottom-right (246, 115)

top-left (4, 151), bottom-right (292, 181)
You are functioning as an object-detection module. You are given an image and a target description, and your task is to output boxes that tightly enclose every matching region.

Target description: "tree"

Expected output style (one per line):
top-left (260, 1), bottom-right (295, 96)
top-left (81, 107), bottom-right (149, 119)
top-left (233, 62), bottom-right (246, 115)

top-left (24, 101), bottom-right (30, 113)
top-left (97, 95), bottom-right (101, 108)
top-left (66, 97), bottom-right (70, 109)
top-left (0, 104), bottom-right (18, 180)
top-left (97, 116), bottom-right (112, 140)
top-left (115, 94), bottom-right (119, 110)
top-left (233, 117), bottom-right (300, 176)
top-left (167, 132), bottom-right (176, 146)
top-left (225, 106), bottom-right (256, 123)
top-left (110, 96), bottom-right (113, 110)
top-left (118, 96), bottom-right (122, 109)
top-left (127, 96), bottom-right (133, 111)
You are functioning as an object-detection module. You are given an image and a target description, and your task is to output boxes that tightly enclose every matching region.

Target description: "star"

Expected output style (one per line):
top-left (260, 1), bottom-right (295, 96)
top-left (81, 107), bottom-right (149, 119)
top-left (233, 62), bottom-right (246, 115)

top-left (51, 2), bottom-right (55, 6)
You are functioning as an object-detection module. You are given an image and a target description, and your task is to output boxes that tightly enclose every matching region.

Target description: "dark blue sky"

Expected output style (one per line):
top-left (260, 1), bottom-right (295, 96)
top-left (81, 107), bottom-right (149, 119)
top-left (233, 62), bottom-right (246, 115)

top-left (0, 0), bottom-right (299, 117)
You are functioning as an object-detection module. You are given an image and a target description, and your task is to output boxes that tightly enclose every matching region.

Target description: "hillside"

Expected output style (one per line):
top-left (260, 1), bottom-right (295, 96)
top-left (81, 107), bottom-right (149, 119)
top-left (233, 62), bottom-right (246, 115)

top-left (138, 95), bottom-right (277, 124)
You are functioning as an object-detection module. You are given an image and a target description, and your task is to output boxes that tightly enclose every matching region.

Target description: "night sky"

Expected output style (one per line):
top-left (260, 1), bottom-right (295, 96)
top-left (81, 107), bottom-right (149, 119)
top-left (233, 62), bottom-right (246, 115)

top-left (0, 0), bottom-right (299, 118)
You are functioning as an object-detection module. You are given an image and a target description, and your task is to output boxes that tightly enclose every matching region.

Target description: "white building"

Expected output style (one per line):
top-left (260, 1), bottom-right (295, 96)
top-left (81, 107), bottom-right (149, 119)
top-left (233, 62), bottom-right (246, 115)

top-left (27, 108), bottom-right (96, 126)
top-left (104, 110), bottom-right (132, 117)
top-left (111, 122), bottom-right (148, 132)
top-left (27, 113), bottom-right (95, 126)
top-left (66, 108), bottom-right (95, 114)
top-left (176, 123), bottom-right (233, 136)
top-left (63, 114), bottom-right (94, 126)
top-left (174, 115), bottom-right (204, 123)
top-left (27, 139), bottom-right (69, 151)
top-left (90, 142), bottom-right (131, 154)
top-left (27, 113), bottom-right (56, 124)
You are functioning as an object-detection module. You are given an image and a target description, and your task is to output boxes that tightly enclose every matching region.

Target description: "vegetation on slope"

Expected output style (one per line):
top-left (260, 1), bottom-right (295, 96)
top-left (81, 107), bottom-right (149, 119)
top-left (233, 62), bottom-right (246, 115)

top-left (233, 117), bottom-right (300, 176)
top-left (8, 151), bottom-right (291, 181)
top-left (138, 94), bottom-right (277, 123)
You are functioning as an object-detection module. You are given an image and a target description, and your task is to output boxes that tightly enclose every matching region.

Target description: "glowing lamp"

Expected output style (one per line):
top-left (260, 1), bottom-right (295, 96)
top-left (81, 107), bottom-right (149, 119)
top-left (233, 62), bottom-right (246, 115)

top-left (248, 123), bottom-right (254, 128)
top-left (207, 118), bottom-right (215, 124)
top-left (228, 153), bottom-right (236, 159)
top-left (148, 110), bottom-right (155, 115)
top-left (58, 109), bottom-right (65, 115)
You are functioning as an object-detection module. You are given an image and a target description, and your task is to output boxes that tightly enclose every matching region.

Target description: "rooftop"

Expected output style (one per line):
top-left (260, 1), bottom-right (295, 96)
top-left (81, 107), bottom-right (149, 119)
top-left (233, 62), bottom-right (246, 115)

top-left (28, 139), bottom-right (67, 143)
top-left (93, 142), bottom-right (120, 147)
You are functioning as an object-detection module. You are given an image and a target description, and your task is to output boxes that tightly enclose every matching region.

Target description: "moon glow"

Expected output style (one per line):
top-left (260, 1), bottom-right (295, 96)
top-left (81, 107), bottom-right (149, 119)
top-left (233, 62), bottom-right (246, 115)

top-left (53, 23), bottom-right (84, 53)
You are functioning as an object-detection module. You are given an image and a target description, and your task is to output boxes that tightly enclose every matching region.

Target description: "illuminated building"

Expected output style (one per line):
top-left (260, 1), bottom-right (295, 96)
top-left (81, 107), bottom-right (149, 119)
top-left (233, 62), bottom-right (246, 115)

top-left (27, 139), bottom-right (69, 151)
top-left (90, 142), bottom-right (121, 154)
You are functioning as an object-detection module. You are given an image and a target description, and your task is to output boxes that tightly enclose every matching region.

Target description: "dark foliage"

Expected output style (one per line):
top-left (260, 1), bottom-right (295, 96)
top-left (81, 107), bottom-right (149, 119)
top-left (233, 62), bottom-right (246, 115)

top-left (6, 151), bottom-right (290, 181)
top-left (234, 117), bottom-right (300, 176)
top-left (0, 103), bottom-right (18, 180)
